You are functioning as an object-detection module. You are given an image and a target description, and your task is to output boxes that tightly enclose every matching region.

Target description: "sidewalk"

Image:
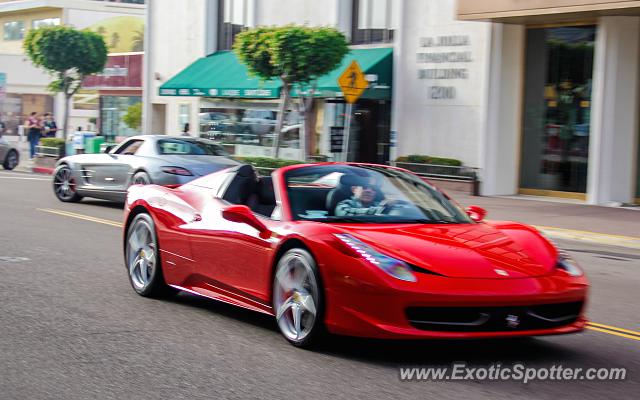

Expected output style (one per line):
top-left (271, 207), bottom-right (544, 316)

top-left (3, 135), bottom-right (55, 174)
top-left (452, 191), bottom-right (640, 249)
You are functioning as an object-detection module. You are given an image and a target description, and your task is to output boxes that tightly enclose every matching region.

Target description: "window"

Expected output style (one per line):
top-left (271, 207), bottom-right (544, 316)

top-left (3, 21), bottom-right (25, 41)
top-left (178, 103), bottom-right (190, 132)
top-left (32, 18), bottom-right (60, 29)
top-left (351, 0), bottom-right (395, 45)
top-left (285, 165), bottom-right (472, 223)
top-left (217, 0), bottom-right (246, 50)
top-left (157, 138), bottom-right (227, 156)
top-left (115, 139), bottom-right (144, 155)
top-left (199, 106), bottom-right (300, 148)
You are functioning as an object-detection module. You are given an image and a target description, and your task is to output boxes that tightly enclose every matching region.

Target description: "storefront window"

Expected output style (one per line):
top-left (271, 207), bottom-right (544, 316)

top-left (178, 104), bottom-right (190, 132)
top-left (101, 96), bottom-right (142, 140)
top-left (199, 106), bottom-right (301, 153)
top-left (520, 26), bottom-right (595, 194)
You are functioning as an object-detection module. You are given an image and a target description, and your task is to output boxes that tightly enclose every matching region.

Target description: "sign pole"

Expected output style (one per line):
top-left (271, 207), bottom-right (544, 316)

top-left (342, 103), bottom-right (353, 161)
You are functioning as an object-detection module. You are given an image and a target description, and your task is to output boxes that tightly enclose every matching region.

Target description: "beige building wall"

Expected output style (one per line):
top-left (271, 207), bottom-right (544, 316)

top-left (0, 8), bottom-right (62, 54)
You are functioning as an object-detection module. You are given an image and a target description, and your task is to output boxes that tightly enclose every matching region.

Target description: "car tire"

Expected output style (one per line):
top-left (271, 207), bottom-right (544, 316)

top-left (272, 248), bottom-right (325, 348)
top-left (3, 150), bottom-right (19, 170)
top-left (132, 171), bottom-right (151, 185)
top-left (125, 213), bottom-right (175, 297)
top-left (52, 165), bottom-right (83, 202)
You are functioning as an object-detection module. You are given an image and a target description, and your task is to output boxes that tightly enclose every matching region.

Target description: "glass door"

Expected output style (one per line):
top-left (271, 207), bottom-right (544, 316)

top-left (520, 25), bottom-right (595, 195)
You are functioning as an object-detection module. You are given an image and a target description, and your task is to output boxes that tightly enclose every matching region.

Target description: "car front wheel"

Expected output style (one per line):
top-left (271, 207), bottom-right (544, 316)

top-left (53, 165), bottom-right (82, 202)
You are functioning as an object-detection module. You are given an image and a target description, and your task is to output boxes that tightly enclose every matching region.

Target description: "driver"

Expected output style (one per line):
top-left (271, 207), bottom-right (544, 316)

top-left (335, 175), bottom-right (397, 216)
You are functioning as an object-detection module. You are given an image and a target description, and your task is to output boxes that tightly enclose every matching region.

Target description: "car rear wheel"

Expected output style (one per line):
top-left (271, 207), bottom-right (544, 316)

top-left (132, 171), bottom-right (151, 185)
top-left (3, 150), bottom-right (18, 170)
top-left (273, 248), bottom-right (324, 348)
top-left (53, 165), bottom-right (82, 202)
top-left (125, 213), bottom-right (174, 297)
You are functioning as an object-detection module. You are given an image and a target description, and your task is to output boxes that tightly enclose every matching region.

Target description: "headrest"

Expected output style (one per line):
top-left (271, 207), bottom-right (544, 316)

top-left (257, 177), bottom-right (275, 204)
top-left (236, 164), bottom-right (255, 178)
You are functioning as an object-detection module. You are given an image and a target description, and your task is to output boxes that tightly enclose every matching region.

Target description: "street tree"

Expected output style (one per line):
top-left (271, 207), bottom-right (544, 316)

top-left (24, 26), bottom-right (108, 140)
top-left (234, 25), bottom-right (348, 159)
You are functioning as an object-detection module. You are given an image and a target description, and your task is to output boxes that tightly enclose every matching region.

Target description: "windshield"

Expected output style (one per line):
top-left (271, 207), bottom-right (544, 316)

top-left (157, 138), bottom-right (228, 156)
top-left (285, 165), bottom-right (473, 224)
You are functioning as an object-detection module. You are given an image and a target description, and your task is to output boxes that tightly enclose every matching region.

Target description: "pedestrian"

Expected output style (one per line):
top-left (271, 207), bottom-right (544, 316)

top-left (25, 112), bottom-right (43, 159)
top-left (0, 115), bottom-right (5, 138)
top-left (182, 122), bottom-right (190, 136)
top-left (43, 113), bottom-right (58, 138)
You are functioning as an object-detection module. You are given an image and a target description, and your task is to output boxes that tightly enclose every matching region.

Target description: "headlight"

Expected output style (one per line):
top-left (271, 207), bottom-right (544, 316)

top-left (334, 234), bottom-right (417, 282)
top-left (557, 252), bottom-right (583, 277)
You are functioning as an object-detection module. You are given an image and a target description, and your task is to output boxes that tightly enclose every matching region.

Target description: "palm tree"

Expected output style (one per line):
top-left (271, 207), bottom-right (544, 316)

top-left (131, 29), bottom-right (144, 52)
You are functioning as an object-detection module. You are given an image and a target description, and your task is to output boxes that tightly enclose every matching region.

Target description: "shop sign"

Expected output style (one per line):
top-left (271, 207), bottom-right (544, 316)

top-left (330, 126), bottom-right (344, 153)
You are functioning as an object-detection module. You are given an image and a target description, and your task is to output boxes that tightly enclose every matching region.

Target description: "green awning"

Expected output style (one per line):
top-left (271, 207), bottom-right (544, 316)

top-left (159, 47), bottom-right (392, 100)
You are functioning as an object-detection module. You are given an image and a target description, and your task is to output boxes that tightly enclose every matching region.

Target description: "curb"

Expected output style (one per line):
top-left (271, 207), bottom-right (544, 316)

top-left (32, 167), bottom-right (54, 175)
top-left (535, 225), bottom-right (640, 250)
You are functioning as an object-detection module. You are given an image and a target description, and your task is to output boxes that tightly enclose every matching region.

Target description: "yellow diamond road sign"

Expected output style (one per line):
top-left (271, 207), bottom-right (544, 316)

top-left (337, 60), bottom-right (368, 104)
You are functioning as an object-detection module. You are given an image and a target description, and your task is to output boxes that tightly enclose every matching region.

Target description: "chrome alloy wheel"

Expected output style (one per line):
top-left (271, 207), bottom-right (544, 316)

top-left (53, 167), bottom-right (78, 201)
top-left (273, 249), bottom-right (319, 343)
top-left (127, 217), bottom-right (156, 291)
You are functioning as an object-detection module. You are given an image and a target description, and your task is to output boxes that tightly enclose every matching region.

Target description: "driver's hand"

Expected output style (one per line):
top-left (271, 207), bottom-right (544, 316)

top-left (379, 198), bottom-right (398, 207)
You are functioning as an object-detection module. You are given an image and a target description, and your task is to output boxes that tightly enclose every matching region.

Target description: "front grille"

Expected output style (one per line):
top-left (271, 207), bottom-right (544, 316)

top-left (406, 301), bottom-right (583, 332)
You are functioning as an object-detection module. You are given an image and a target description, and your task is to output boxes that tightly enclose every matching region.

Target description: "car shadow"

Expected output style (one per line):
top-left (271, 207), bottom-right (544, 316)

top-left (164, 291), bottom-right (580, 367)
top-left (166, 291), bottom-right (278, 332)
top-left (314, 335), bottom-right (578, 367)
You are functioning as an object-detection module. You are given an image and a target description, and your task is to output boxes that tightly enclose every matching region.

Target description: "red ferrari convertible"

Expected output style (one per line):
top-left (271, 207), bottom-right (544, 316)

top-left (123, 163), bottom-right (589, 347)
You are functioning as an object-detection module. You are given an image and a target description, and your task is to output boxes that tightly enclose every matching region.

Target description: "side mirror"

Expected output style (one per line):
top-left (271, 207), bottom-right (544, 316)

top-left (222, 205), bottom-right (271, 238)
top-left (466, 205), bottom-right (487, 222)
top-left (103, 145), bottom-right (115, 154)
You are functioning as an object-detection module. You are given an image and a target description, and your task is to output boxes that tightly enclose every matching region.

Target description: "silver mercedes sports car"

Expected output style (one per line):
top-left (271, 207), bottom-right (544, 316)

top-left (52, 135), bottom-right (240, 202)
top-left (0, 136), bottom-right (19, 170)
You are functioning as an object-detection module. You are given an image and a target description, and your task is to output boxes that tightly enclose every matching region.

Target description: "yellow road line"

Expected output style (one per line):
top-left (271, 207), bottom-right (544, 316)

top-left (37, 208), bottom-right (123, 228)
top-left (587, 322), bottom-right (640, 337)
top-left (586, 326), bottom-right (640, 341)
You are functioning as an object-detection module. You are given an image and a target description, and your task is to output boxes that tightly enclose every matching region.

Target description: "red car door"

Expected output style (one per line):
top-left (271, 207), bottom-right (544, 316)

top-left (188, 202), bottom-right (276, 308)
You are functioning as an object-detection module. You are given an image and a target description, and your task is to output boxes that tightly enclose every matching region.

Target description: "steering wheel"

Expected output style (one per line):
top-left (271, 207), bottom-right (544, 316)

top-left (381, 199), bottom-right (412, 214)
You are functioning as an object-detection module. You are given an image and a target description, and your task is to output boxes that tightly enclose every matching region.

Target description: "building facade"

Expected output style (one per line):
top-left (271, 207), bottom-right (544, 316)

top-left (0, 0), bottom-right (145, 137)
top-left (145, 0), bottom-right (640, 205)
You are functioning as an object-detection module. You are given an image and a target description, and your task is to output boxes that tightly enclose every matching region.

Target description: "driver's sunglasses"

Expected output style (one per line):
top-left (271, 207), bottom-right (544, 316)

top-left (361, 184), bottom-right (376, 191)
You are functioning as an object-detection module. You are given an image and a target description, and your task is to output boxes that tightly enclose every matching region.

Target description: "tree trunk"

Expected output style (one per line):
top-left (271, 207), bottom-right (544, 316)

top-left (303, 97), bottom-right (317, 159)
top-left (272, 81), bottom-right (291, 159)
top-left (63, 92), bottom-right (71, 142)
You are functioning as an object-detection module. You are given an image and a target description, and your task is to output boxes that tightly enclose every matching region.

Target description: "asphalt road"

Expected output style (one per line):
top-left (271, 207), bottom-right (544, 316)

top-left (0, 170), bottom-right (638, 400)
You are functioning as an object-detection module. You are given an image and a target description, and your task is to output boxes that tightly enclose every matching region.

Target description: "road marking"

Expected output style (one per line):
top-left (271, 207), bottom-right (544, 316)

top-left (586, 326), bottom-right (640, 341)
top-left (0, 175), bottom-right (50, 181)
top-left (37, 208), bottom-right (123, 228)
top-left (0, 256), bottom-right (30, 262)
top-left (535, 225), bottom-right (640, 250)
top-left (587, 322), bottom-right (640, 337)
